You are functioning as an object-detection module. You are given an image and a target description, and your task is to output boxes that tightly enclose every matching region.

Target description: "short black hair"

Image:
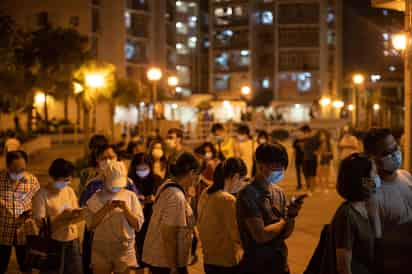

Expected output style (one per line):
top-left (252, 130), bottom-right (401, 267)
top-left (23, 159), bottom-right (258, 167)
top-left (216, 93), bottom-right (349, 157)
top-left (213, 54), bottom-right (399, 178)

top-left (49, 158), bottom-right (75, 179)
top-left (337, 153), bottom-right (373, 202)
top-left (300, 125), bottom-right (311, 132)
top-left (211, 123), bottom-right (224, 134)
top-left (208, 157), bottom-right (247, 194)
top-left (237, 124), bottom-right (250, 136)
top-left (255, 143), bottom-right (288, 169)
top-left (257, 130), bottom-right (269, 140)
top-left (6, 150), bottom-right (28, 167)
top-left (168, 128), bottom-right (183, 139)
top-left (363, 128), bottom-right (392, 155)
top-left (194, 142), bottom-right (217, 158)
top-left (169, 152), bottom-right (200, 178)
top-left (88, 134), bottom-right (109, 150)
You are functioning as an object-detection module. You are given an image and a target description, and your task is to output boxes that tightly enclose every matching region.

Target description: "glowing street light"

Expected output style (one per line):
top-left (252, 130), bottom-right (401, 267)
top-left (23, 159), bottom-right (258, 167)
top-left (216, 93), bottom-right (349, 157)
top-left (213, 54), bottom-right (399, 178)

top-left (352, 74), bottom-right (365, 85)
top-left (34, 92), bottom-right (46, 106)
top-left (73, 82), bottom-right (84, 95)
top-left (348, 104), bottom-right (355, 111)
top-left (147, 67), bottom-right (162, 81)
top-left (332, 100), bottom-right (344, 109)
top-left (392, 33), bottom-right (408, 51)
top-left (168, 76), bottom-right (179, 87)
top-left (320, 97), bottom-right (331, 107)
top-left (241, 85), bottom-right (251, 96)
top-left (85, 73), bottom-right (105, 88)
top-left (373, 103), bottom-right (380, 111)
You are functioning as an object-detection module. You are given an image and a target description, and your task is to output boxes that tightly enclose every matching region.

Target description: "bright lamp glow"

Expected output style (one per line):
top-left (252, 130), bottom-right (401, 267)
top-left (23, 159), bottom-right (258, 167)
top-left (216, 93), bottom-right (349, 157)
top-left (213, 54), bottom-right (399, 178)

top-left (320, 97), bottom-right (331, 106)
top-left (147, 67), bottom-right (162, 81)
top-left (85, 73), bottom-right (105, 88)
top-left (348, 104), bottom-right (355, 111)
top-left (373, 103), bottom-right (380, 111)
top-left (352, 74), bottom-right (365, 85)
top-left (241, 86), bottom-right (251, 96)
top-left (332, 100), bottom-right (344, 109)
top-left (34, 92), bottom-right (46, 105)
top-left (392, 33), bottom-right (407, 51)
top-left (168, 76), bottom-right (179, 87)
top-left (73, 82), bottom-right (84, 94)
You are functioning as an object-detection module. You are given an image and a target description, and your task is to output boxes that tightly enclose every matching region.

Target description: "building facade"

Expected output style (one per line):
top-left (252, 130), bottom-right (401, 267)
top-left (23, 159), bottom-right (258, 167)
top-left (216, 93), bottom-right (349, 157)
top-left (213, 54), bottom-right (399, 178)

top-left (208, 0), bottom-right (343, 109)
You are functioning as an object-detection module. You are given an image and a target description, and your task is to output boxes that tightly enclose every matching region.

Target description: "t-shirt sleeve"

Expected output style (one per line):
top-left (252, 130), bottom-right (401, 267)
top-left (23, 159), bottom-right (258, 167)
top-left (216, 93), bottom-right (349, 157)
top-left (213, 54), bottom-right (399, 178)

top-left (68, 188), bottom-right (79, 209)
top-left (334, 206), bottom-right (355, 250)
top-left (129, 192), bottom-right (145, 231)
top-left (237, 188), bottom-right (262, 219)
top-left (161, 188), bottom-right (187, 226)
top-left (32, 190), bottom-right (46, 221)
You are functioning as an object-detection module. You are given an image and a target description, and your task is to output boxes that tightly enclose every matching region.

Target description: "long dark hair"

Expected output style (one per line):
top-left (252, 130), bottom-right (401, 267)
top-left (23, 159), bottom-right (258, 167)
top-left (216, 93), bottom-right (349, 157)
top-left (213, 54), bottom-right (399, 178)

top-left (208, 157), bottom-right (247, 194)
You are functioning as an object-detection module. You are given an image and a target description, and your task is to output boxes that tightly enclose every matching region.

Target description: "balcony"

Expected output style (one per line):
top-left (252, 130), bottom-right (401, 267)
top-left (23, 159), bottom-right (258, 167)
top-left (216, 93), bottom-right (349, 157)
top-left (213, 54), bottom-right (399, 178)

top-left (279, 28), bottom-right (319, 48)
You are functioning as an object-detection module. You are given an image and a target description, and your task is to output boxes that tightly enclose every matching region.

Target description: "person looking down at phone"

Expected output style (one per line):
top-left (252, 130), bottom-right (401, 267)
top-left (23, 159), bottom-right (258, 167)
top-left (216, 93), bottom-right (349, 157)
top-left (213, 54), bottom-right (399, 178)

top-left (32, 158), bottom-right (84, 274)
top-left (0, 150), bottom-right (40, 274)
top-left (85, 160), bottom-right (144, 274)
top-left (236, 143), bottom-right (305, 274)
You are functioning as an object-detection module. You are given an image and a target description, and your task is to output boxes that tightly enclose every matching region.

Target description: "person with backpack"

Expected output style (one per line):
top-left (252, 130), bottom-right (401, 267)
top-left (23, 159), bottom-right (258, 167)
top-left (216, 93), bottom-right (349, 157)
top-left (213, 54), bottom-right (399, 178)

top-left (142, 152), bottom-right (200, 274)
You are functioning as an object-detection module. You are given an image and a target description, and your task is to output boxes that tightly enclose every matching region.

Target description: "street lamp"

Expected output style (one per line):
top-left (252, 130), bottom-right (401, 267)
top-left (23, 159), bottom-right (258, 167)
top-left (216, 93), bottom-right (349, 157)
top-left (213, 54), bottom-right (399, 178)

top-left (85, 73), bottom-right (106, 134)
top-left (320, 97), bottom-right (331, 107)
top-left (168, 76), bottom-right (179, 87)
top-left (352, 73), bottom-right (365, 128)
top-left (241, 85), bottom-right (251, 96)
top-left (392, 33), bottom-right (408, 51)
top-left (333, 100), bottom-right (344, 109)
top-left (147, 67), bottom-right (162, 128)
top-left (373, 103), bottom-right (380, 111)
top-left (348, 104), bottom-right (355, 111)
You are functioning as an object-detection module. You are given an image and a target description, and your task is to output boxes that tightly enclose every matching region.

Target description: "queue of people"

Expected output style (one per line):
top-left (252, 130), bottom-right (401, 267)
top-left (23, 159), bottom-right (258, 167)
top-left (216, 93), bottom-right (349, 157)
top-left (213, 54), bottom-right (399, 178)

top-left (0, 124), bottom-right (410, 274)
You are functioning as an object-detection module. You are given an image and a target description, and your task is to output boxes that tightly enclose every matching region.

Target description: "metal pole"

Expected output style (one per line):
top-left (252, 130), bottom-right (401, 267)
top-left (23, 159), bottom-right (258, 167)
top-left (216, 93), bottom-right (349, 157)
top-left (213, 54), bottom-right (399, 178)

top-left (404, 0), bottom-right (412, 171)
top-left (153, 82), bottom-right (157, 131)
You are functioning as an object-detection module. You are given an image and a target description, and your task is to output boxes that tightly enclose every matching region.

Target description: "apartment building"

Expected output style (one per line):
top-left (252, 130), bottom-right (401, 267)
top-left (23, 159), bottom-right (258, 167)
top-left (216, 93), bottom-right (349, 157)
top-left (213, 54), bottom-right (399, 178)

top-left (209, 0), bottom-right (343, 109)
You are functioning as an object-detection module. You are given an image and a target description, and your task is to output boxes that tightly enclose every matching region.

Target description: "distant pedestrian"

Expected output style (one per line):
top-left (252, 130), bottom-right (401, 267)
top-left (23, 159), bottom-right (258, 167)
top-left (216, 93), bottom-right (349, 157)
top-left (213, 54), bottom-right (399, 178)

top-left (237, 143), bottom-right (304, 274)
top-left (197, 158), bottom-right (246, 274)
top-left (234, 124), bottom-right (254, 178)
top-left (292, 126), bottom-right (307, 190)
top-left (143, 152), bottom-right (200, 274)
top-left (302, 126), bottom-right (320, 192)
top-left (338, 126), bottom-right (361, 161)
top-left (211, 123), bottom-right (234, 160)
top-left (0, 150), bottom-right (40, 273)
top-left (85, 160), bottom-right (144, 273)
top-left (4, 132), bottom-right (21, 154)
top-left (147, 138), bottom-right (168, 179)
top-left (32, 158), bottom-right (84, 274)
top-left (317, 129), bottom-right (333, 192)
top-left (256, 130), bottom-right (269, 146)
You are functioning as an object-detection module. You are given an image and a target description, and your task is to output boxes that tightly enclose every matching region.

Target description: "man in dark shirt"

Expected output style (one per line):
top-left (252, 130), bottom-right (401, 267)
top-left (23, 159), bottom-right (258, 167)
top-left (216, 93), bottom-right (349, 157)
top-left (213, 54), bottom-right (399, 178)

top-left (237, 143), bottom-right (305, 274)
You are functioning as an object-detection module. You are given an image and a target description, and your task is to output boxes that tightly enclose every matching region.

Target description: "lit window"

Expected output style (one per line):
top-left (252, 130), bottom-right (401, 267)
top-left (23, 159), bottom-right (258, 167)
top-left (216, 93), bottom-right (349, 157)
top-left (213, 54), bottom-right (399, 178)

top-left (257, 11), bottom-right (273, 24)
top-left (328, 30), bottom-right (335, 45)
top-left (297, 72), bottom-right (312, 92)
top-left (176, 1), bottom-right (188, 13)
top-left (371, 74), bottom-right (381, 82)
top-left (215, 7), bottom-right (232, 17)
top-left (383, 50), bottom-right (389, 56)
top-left (203, 38), bottom-right (210, 48)
top-left (234, 6), bottom-right (243, 16)
top-left (176, 22), bottom-right (188, 34)
top-left (215, 53), bottom-right (229, 70)
top-left (176, 65), bottom-right (190, 85)
top-left (382, 33), bottom-right (389, 41)
top-left (125, 42), bottom-right (135, 60)
top-left (327, 11), bottom-right (335, 23)
top-left (125, 11), bottom-right (131, 28)
top-left (188, 37), bottom-right (197, 48)
top-left (389, 66), bottom-right (396, 72)
top-left (189, 16), bottom-right (197, 22)
top-left (240, 50), bottom-right (249, 56)
top-left (176, 43), bottom-right (189, 54)
top-left (214, 74), bottom-right (230, 91)
top-left (383, 9), bottom-right (389, 16)
top-left (262, 78), bottom-right (270, 89)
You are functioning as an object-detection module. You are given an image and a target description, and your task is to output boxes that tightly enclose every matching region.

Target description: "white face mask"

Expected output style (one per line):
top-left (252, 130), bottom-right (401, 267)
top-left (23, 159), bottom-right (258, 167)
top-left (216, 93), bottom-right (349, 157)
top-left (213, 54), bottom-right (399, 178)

top-left (266, 170), bottom-right (284, 185)
top-left (9, 172), bottom-right (25, 181)
top-left (99, 159), bottom-right (113, 170)
top-left (54, 181), bottom-right (69, 190)
top-left (136, 169), bottom-right (150, 178)
top-left (152, 149), bottom-right (164, 159)
top-left (205, 152), bottom-right (213, 160)
top-left (110, 187), bottom-right (122, 193)
top-left (259, 139), bottom-right (267, 145)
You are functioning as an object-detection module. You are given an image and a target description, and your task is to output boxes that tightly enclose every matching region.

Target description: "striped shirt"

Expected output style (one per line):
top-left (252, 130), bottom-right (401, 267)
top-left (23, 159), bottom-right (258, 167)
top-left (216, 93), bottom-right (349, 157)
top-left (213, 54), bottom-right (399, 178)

top-left (0, 170), bottom-right (40, 245)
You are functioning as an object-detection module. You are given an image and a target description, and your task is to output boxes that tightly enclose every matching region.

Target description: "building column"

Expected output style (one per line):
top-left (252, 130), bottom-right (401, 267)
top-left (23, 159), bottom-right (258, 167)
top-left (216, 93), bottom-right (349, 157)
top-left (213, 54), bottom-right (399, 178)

top-left (319, 0), bottom-right (330, 118)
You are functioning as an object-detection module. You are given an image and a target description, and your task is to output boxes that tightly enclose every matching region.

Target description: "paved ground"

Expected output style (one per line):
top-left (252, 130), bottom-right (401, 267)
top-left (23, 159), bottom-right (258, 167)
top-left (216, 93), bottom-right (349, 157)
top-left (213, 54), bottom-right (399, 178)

top-left (5, 144), bottom-right (342, 274)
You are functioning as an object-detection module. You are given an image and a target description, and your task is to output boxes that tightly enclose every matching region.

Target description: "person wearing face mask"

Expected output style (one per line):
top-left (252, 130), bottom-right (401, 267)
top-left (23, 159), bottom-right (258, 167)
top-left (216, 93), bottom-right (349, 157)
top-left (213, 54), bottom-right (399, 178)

top-left (79, 144), bottom-right (140, 274)
top-left (211, 123), bottom-right (234, 161)
top-left (143, 152), bottom-right (200, 274)
top-left (194, 142), bottom-right (220, 188)
top-left (325, 153), bottom-right (378, 274)
top-left (0, 150), bottom-right (40, 274)
top-left (197, 158), bottom-right (247, 274)
top-left (128, 153), bottom-right (163, 266)
top-left (236, 143), bottom-right (304, 274)
top-left (148, 138), bottom-right (168, 179)
top-left (32, 158), bottom-right (84, 274)
top-left (166, 128), bottom-right (186, 160)
top-left (234, 125), bottom-right (254, 178)
top-left (256, 130), bottom-right (269, 146)
top-left (86, 160), bottom-right (144, 274)
top-left (363, 128), bottom-right (412, 274)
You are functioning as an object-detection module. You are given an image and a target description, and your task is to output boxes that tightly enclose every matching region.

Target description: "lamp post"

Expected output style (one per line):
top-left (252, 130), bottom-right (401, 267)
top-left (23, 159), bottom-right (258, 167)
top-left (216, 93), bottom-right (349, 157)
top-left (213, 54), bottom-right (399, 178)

top-left (147, 67), bottom-right (162, 130)
top-left (352, 73), bottom-right (365, 128)
top-left (73, 82), bottom-right (84, 144)
top-left (84, 72), bottom-right (106, 140)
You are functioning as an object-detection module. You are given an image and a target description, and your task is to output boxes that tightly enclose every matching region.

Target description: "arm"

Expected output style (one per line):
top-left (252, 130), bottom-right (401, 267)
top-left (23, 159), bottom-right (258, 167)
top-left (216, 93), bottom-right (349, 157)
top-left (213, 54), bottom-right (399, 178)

top-left (117, 195), bottom-right (145, 231)
top-left (161, 224), bottom-right (179, 268)
top-left (336, 248), bottom-right (352, 274)
top-left (245, 217), bottom-right (286, 244)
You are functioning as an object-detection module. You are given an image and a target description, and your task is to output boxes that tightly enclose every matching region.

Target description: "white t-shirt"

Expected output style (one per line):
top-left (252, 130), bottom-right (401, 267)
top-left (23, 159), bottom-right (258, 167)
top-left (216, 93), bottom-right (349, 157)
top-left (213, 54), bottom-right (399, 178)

top-left (234, 139), bottom-right (254, 178)
top-left (375, 169), bottom-right (412, 231)
top-left (142, 182), bottom-right (194, 267)
top-left (32, 186), bottom-right (80, 242)
top-left (86, 189), bottom-right (144, 244)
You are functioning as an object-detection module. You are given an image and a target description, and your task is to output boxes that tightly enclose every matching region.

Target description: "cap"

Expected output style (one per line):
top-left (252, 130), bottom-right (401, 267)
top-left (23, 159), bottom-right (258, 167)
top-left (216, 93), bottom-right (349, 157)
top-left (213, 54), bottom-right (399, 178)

top-left (103, 160), bottom-right (128, 188)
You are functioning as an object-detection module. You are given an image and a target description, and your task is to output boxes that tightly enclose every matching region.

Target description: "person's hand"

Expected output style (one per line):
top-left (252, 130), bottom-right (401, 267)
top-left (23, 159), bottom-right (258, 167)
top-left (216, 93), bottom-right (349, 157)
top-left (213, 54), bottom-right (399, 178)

top-left (112, 200), bottom-right (128, 211)
top-left (145, 195), bottom-right (155, 203)
top-left (60, 209), bottom-right (74, 220)
top-left (287, 200), bottom-right (304, 219)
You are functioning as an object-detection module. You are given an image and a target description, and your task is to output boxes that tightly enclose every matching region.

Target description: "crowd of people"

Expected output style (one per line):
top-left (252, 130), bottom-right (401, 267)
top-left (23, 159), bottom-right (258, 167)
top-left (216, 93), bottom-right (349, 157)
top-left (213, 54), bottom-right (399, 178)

top-left (0, 123), bottom-right (411, 274)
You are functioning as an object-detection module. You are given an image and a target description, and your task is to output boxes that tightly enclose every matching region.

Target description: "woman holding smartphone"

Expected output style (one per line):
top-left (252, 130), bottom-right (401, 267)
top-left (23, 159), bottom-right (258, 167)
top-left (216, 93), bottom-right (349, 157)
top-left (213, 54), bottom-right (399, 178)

top-left (32, 158), bottom-right (84, 274)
